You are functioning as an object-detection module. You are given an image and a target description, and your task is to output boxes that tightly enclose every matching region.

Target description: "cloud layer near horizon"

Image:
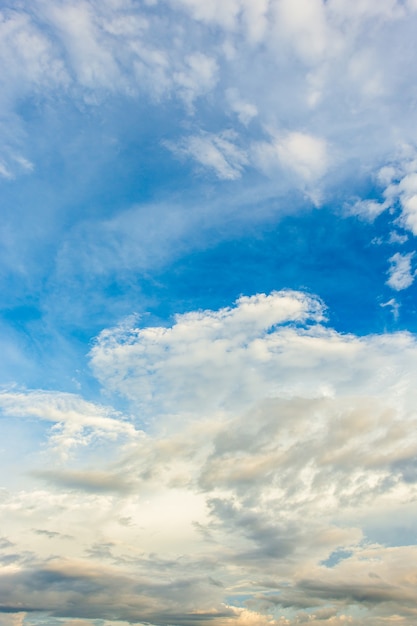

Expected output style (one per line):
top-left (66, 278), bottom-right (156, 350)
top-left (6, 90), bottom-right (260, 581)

top-left (2, 291), bottom-right (417, 625)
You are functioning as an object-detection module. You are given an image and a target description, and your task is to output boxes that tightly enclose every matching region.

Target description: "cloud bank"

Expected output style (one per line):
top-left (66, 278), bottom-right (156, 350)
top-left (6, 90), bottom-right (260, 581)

top-left (2, 291), bottom-right (417, 625)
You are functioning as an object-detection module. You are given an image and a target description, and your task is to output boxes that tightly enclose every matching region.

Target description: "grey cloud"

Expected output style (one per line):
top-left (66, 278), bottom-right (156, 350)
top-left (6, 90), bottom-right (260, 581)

top-left (391, 456), bottom-right (417, 484)
top-left (85, 542), bottom-right (115, 561)
top-left (32, 529), bottom-right (73, 540)
top-left (34, 469), bottom-right (134, 494)
top-left (207, 497), bottom-right (300, 561)
top-left (0, 561), bottom-right (234, 625)
top-left (197, 396), bottom-right (411, 508)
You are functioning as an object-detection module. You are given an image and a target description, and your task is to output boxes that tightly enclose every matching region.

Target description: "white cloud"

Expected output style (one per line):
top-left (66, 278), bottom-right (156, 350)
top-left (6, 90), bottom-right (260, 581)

top-left (271, 0), bottom-right (329, 63)
top-left (0, 162), bottom-right (13, 179)
top-left (348, 147), bottom-right (417, 240)
top-left (170, 131), bottom-right (248, 180)
top-left (386, 252), bottom-right (416, 291)
top-left (226, 88), bottom-right (258, 125)
top-left (39, 1), bottom-right (120, 90)
top-left (348, 199), bottom-right (389, 221)
top-left (397, 172), bottom-right (417, 234)
top-left (171, 127), bottom-right (327, 188)
top-left (0, 390), bottom-right (137, 458)
top-left (90, 290), bottom-right (326, 415)
top-left (173, 52), bottom-right (218, 109)
top-left (388, 230), bottom-right (408, 244)
top-left (357, 149), bottom-right (417, 235)
top-left (173, 0), bottom-right (241, 30)
top-left (253, 131), bottom-right (328, 183)
top-left (380, 298), bottom-right (400, 320)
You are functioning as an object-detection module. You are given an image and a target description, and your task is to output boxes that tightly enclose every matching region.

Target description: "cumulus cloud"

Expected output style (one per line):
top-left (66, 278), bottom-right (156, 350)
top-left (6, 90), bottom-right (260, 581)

top-left (90, 290), bottom-right (326, 415)
top-left (90, 289), bottom-right (417, 423)
top-left (2, 291), bottom-right (417, 624)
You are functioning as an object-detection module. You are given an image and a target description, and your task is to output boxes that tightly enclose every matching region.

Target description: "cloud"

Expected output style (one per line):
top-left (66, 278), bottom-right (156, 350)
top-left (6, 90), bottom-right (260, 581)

top-left (172, 0), bottom-right (243, 31)
top-left (170, 126), bottom-right (328, 190)
top-left (173, 0), bottom-right (271, 46)
top-left (173, 52), bottom-right (219, 109)
top-left (34, 469), bottom-right (133, 494)
top-left (348, 199), bottom-right (389, 221)
top-left (271, 0), bottom-right (329, 63)
top-left (386, 252), bottom-right (416, 290)
top-left (226, 89), bottom-right (258, 125)
top-left (0, 615), bottom-right (26, 626)
top-left (90, 290), bottom-right (326, 415)
top-left (169, 131), bottom-right (248, 180)
top-left (388, 231), bottom-right (408, 244)
top-left (0, 558), bottom-right (234, 625)
top-left (0, 390), bottom-right (137, 458)
top-left (253, 131), bottom-right (328, 184)
top-left (380, 298), bottom-right (399, 320)
top-left (354, 148), bottom-right (417, 235)
top-left (90, 288), bottom-right (417, 423)
top-left (3, 291), bottom-right (417, 624)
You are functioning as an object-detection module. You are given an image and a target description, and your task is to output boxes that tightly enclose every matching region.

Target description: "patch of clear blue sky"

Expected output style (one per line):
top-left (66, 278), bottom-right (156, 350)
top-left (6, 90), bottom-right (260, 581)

top-left (321, 548), bottom-right (353, 568)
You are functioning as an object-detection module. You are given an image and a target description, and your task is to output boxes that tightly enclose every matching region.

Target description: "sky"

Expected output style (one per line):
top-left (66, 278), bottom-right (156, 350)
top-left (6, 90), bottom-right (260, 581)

top-left (2, 0), bottom-right (417, 625)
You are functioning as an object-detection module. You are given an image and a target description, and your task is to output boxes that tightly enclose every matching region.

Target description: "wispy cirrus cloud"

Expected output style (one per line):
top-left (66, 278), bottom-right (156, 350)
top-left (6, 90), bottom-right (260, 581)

top-left (167, 131), bottom-right (248, 180)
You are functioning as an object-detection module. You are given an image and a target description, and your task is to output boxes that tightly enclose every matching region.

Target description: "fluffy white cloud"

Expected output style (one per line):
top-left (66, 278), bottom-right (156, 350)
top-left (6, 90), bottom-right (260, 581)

top-left (90, 289), bottom-right (417, 422)
top-left (253, 131), bottom-right (328, 184)
top-left (90, 291), bottom-right (325, 415)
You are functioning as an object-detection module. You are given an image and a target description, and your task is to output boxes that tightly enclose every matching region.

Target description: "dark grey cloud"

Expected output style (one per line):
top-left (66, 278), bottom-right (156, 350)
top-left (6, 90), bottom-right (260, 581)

top-left (0, 560), bottom-right (233, 625)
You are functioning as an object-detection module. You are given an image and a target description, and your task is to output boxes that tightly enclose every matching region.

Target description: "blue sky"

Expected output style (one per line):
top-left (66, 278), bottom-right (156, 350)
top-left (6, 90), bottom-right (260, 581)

top-left (2, 1), bottom-right (417, 625)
